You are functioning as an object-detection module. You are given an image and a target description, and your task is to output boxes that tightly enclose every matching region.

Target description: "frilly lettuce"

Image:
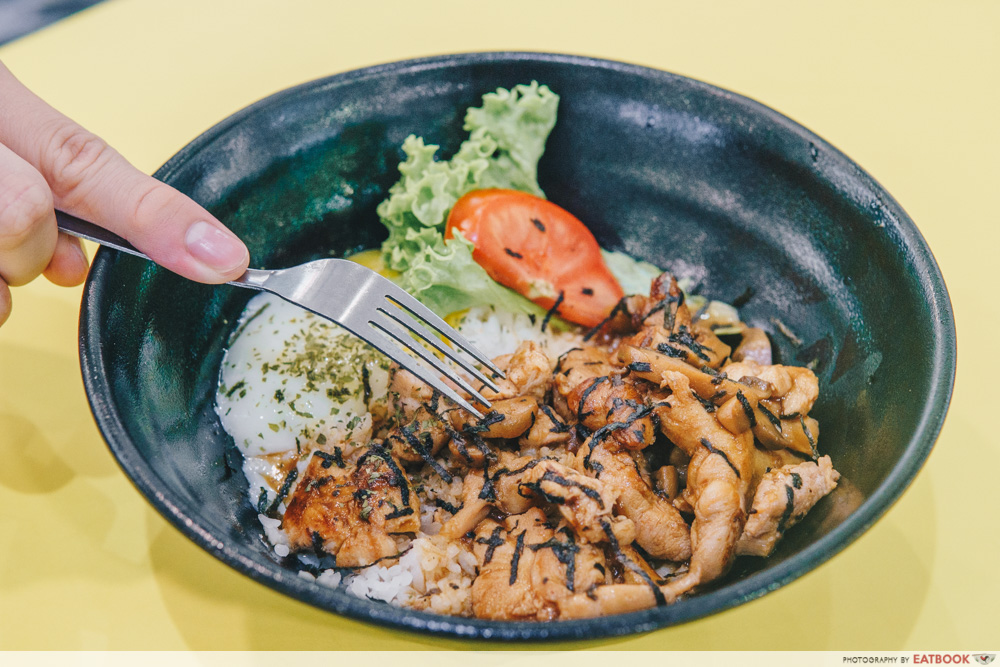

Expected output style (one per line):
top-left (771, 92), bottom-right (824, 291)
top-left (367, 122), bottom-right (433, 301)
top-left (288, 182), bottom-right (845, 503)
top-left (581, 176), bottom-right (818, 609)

top-left (396, 231), bottom-right (547, 319)
top-left (600, 249), bottom-right (664, 296)
top-left (378, 82), bottom-right (560, 310)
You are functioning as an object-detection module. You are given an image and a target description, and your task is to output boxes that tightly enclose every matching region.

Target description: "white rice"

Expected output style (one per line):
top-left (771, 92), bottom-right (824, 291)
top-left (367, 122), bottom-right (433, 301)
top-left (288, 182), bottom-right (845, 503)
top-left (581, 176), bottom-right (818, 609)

top-left (452, 305), bottom-right (583, 360)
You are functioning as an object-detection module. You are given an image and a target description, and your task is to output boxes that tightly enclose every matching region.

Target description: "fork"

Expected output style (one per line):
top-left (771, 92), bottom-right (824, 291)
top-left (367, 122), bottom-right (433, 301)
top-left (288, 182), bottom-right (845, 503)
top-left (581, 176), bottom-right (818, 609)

top-left (56, 210), bottom-right (503, 418)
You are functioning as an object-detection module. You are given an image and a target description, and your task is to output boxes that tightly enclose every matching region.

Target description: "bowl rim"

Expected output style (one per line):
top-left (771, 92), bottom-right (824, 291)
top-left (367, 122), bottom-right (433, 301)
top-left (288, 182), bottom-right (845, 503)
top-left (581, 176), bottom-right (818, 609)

top-left (78, 51), bottom-right (957, 642)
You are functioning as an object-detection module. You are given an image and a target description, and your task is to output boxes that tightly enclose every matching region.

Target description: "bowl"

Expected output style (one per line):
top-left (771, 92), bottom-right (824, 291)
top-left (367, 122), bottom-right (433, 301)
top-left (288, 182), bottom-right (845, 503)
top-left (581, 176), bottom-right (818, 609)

top-left (79, 52), bottom-right (956, 641)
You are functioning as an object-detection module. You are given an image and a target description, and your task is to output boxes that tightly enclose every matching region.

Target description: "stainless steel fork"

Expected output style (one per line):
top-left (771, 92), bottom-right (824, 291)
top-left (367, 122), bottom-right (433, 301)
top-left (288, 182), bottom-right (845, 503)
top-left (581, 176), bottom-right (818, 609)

top-left (57, 210), bottom-right (503, 418)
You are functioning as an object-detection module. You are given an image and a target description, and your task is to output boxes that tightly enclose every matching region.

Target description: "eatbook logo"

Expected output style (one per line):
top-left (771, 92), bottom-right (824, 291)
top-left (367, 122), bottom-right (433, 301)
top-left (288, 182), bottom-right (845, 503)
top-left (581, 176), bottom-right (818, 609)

top-left (973, 656), bottom-right (995, 666)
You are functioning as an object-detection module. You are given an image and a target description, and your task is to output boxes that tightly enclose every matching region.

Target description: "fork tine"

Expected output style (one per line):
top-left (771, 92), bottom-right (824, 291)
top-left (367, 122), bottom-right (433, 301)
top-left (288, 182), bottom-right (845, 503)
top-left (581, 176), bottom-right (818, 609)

top-left (377, 280), bottom-right (505, 378)
top-left (376, 305), bottom-right (501, 394)
top-left (369, 313), bottom-right (493, 408)
top-left (361, 327), bottom-right (487, 420)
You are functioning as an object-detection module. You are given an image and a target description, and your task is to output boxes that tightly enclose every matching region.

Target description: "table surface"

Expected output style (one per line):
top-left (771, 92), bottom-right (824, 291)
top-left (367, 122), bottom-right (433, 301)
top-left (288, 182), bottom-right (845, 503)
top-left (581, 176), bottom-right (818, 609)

top-left (0, 0), bottom-right (996, 651)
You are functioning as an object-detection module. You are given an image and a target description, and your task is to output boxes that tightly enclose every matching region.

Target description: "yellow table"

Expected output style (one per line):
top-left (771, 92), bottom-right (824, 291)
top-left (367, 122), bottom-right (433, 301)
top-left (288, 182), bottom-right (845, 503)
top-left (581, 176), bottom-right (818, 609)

top-left (0, 0), bottom-right (995, 650)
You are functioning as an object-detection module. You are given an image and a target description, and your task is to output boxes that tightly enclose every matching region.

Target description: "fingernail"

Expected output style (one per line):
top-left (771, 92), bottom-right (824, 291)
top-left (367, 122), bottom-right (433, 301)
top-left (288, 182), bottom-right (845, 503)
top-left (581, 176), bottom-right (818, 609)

top-left (184, 221), bottom-right (248, 273)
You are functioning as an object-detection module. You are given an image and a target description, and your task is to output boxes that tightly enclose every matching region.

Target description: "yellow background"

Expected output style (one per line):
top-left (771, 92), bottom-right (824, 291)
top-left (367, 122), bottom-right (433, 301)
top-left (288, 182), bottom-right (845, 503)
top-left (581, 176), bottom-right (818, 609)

top-left (0, 0), bottom-right (996, 650)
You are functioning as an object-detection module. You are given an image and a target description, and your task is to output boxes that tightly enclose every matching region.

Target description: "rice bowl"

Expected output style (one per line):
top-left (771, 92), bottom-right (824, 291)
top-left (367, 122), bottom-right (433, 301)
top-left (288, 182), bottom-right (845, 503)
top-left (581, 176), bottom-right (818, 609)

top-left (79, 52), bottom-right (955, 639)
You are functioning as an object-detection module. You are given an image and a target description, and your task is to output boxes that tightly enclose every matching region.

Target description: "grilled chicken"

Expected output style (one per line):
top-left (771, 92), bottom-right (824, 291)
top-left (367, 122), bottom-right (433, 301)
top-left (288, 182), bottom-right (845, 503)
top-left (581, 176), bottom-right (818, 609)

top-left (577, 440), bottom-right (691, 561)
top-left (439, 453), bottom-right (634, 546)
top-left (566, 374), bottom-right (656, 451)
top-left (723, 359), bottom-right (819, 417)
top-left (470, 508), bottom-right (608, 620)
top-left (450, 396), bottom-right (539, 440)
top-left (654, 370), bottom-right (755, 596)
top-left (519, 403), bottom-right (573, 448)
top-left (385, 404), bottom-right (450, 463)
top-left (556, 583), bottom-right (662, 619)
top-left (282, 444), bottom-right (419, 567)
top-left (482, 341), bottom-right (554, 401)
top-left (736, 455), bottom-right (839, 557)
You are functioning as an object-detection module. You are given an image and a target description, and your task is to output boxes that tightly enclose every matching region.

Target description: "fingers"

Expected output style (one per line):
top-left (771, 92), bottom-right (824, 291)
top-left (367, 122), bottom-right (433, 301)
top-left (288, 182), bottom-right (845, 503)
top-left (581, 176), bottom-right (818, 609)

top-left (0, 141), bottom-right (57, 287)
top-left (0, 278), bottom-right (10, 327)
top-left (43, 232), bottom-right (89, 287)
top-left (0, 62), bottom-right (249, 284)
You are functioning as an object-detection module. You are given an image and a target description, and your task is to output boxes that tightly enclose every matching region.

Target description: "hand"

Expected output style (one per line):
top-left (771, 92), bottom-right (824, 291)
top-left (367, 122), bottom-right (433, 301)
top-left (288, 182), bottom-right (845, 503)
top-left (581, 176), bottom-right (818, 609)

top-left (0, 60), bottom-right (250, 327)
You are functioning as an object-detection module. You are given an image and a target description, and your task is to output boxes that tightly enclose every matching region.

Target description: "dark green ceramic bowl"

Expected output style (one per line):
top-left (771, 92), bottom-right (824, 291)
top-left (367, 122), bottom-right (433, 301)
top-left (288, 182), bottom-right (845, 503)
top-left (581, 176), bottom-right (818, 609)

top-left (79, 53), bottom-right (956, 641)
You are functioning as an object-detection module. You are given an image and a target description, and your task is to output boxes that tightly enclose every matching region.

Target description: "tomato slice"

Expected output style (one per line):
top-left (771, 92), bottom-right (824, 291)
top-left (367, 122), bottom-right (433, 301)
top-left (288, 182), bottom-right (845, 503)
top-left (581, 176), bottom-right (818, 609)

top-left (445, 189), bottom-right (623, 328)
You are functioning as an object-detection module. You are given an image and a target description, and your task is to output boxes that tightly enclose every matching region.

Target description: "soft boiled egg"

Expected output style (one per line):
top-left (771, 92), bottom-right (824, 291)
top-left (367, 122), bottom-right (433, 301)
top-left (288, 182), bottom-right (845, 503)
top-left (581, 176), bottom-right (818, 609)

top-left (216, 293), bottom-right (390, 457)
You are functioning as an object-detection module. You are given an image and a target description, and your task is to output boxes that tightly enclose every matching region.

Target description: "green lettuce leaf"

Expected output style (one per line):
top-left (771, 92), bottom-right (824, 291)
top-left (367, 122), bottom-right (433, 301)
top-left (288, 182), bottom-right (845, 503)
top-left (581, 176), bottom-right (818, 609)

top-left (378, 82), bottom-right (559, 274)
top-left (395, 231), bottom-right (547, 319)
top-left (600, 249), bottom-right (664, 296)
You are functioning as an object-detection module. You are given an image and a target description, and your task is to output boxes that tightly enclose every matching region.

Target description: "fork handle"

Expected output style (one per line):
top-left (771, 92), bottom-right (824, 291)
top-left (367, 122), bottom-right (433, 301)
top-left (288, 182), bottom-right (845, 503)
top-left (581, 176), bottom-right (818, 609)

top-left (56, 209), bottom-right (269, 289)
top-left (55, 209), bottom-right (146, 259)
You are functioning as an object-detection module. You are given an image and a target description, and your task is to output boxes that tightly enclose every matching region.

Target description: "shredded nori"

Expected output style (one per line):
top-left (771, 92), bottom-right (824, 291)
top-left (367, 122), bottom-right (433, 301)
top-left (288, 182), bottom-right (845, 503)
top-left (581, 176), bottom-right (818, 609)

top-left (311, 530), bottom-right (326, 556)
top-left (800, 415), bottom-right (817, 457)
top-left (577, 376), bottom-right (609, 421)
top-left (448, 429), bottom-right (475, 464)
top-left (256, 488), bottom-right (269, 514)
top-left (477, 526), bottom-right (504, 564)
top-left (790, 472), bottom-right (803, 489)
top-left (265, 467), bottom-right (299, 516)
top-left (504, 247), bottom-right (524, 259)
top-left (303, 476), bottom-right (332, 493)
top-left (494, 457), bottom-right (553, 480)
top-left (736, 391), bottom-right (757, 427)
top-left (589, 405), bottom-right (655, 449)
top-left (314, 449), bottom-right (345, 469)
top-left (478, 464), bottom-right (497, 501)
top-left (777, 484), bottom-right (796, 533)
top-left (662, 291), bottom-right (683, 333)
top-left (465, 410), bottom-right (505, 434)
top-left (669, 325), bottom-right (712, 363)
top-left (655, 343), bottom-right (687, 359)
top-left (691, 390), bottom-right (717, 413)
top-left (757, 402), bottom-right (783, 430)
top-left (384, 506), bottom-right (415, 520)
top-left (554, 347), bottom-right (583, 375)
top-left (400, 424), bottom-right (453, 483)
top-left (538, 404), bottom-right (571, 433)
top-left (627, 361), bottom-right (652, 373)
top-left (509, 530), bottom-right (527, 584)
top-left (699, 438), bottom-right (741, 479)
top-left (700, 363), bottom-right (721, 377)
top-left (529, 529), bottom-right (580, 592)
top-left (540, 291), bottom-right (565, 333)
top-left (600, 519), bottom-right (665, 605)
top-left (358, 445), bottom-right (411, 506)
top-left (531, 217), bottom-right (546, 232)
top-left (361, 365), bottom-right (372, 405)
top-left (519, 469), bottom-right (605, 508)
top-left (583, 298), bottom-right (628, 341)
top-left (432, 498), bottom-right (462, 514)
